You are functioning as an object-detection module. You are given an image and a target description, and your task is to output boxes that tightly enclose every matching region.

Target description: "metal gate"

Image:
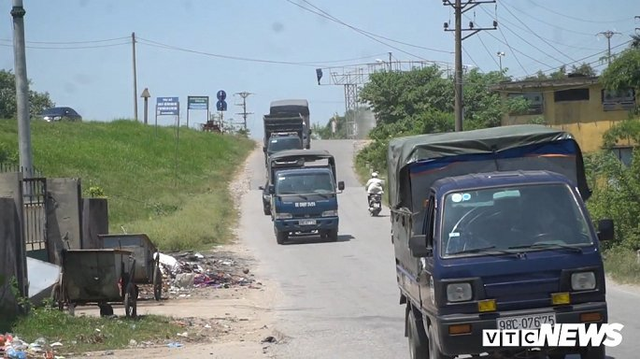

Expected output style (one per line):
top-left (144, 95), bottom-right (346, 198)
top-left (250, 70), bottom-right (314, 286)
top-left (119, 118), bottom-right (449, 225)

top-left (23, 177), bottom-right (49, 261)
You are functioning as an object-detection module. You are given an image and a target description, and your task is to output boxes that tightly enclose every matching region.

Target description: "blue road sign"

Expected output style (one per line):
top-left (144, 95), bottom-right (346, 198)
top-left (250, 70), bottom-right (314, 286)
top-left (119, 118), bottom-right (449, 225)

top-left (216, 100), bottom-right (227, 111)
top-left (156, 97), bottom-right (179, 115)
top-left (217, 90), bottom-right (226, 101)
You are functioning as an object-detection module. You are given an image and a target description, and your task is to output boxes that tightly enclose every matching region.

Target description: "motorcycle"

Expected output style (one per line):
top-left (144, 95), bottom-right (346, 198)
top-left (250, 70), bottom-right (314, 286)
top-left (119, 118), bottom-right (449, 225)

top-left (368, 192), bottom-right (383, 216)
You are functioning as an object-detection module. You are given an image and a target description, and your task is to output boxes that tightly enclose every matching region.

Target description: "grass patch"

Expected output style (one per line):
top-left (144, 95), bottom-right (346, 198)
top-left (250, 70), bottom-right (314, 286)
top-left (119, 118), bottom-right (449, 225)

top-left (0, 119), bottom-right (255, 251)
top-left (10, 306), bottom-right (183, 354)
top-left (604, 246), bottom-right (640, 284)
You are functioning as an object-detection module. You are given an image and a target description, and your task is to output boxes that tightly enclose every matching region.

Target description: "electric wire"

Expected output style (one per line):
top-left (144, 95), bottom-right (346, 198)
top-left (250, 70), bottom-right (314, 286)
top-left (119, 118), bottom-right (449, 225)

top-left (285, 0), bottom-right (446, 60)
top-left (532, 3), bottom-right (632, 24)
top-left (137, 37), bottom-right (389, 68)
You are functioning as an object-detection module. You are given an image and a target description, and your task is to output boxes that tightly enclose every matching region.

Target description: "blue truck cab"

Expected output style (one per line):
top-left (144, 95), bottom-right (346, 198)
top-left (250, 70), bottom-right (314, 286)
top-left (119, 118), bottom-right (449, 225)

top-left (387, 126), bottom-right (614, 359)
top-left (262, 149), bottom-right (345, 244)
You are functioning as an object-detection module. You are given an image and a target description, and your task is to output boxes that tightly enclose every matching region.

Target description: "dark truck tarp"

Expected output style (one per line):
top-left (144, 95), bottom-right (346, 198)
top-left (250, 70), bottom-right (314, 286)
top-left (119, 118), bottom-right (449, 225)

top-left (387, 125), bottom-right (590, 224)
top-left (268, 149), bottom-right (336, 183)
top-left (270, 99), bottom-right (310, 116)
top-left (264, 115), bottom-right (304, 142)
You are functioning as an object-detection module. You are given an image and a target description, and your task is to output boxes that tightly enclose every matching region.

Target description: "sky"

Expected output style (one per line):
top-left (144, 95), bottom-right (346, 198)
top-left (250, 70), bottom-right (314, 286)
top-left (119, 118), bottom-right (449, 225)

top-left (1, 0), bottom-right (639, 140)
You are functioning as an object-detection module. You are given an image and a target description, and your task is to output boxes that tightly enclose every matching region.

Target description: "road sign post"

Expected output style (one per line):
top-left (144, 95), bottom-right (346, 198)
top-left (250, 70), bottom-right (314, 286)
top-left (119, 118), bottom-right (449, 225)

top-left (216, 90), bottom-right (227, 129)
top-left (155, 97), bottom-right (180, 136)
top-left (187, 96), bottom-right (209, 129)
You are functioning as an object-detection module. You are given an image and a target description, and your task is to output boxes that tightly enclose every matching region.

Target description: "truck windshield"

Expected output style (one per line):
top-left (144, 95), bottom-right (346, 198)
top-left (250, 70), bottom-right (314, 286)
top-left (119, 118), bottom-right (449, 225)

top-left (276, 172), bottom-right (334, 195)
top-left (441, 183), bottom-right (593, 257)
top-left (268, 137), bottom-right (302, 153)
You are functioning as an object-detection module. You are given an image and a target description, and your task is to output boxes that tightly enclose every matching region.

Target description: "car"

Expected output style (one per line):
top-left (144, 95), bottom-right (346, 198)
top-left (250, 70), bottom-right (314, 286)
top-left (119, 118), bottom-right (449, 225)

top-left (40, 107), bottom-right (82, 122)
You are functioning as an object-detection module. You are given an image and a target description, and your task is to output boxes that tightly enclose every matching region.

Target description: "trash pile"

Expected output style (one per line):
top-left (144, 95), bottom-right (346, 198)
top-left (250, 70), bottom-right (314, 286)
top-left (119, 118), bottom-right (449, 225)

top-left (0, 334), bottom-right (63, 359)
top-left (147, 251), bottom-right (260, 298)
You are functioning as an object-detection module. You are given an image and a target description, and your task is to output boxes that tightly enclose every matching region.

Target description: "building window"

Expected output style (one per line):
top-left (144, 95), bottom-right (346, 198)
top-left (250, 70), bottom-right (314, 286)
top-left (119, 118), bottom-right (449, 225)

top-left (507, 92), bottom-right (543, 115)
top-left (610, 146), bottom-right (633, 167)
top-left (602, 89), bottom-right (636, 111)
top-left (554, 88), bottom-right (590, 102)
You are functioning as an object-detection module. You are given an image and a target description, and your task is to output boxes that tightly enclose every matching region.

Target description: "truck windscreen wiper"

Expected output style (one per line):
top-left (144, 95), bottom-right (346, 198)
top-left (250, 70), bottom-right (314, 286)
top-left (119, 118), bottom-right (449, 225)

top-left (508, 242), bottom-right (583, 253)
top-left (447, 246), bottom-right (514, 256)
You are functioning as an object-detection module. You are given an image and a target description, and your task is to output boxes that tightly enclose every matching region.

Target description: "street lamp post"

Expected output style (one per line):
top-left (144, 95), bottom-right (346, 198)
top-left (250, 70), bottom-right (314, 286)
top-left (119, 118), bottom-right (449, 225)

top-left (497, 51), bottom-right (505, 72)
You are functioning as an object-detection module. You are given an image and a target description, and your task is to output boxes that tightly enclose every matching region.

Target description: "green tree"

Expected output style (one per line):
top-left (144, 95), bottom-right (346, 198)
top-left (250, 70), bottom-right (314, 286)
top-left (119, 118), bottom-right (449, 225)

top-left (0, 69), bottom-right (54, 119)
top-left (600, 48), bottom-right (640, 92)
top-left (570, 63), bottom-right (597, 77)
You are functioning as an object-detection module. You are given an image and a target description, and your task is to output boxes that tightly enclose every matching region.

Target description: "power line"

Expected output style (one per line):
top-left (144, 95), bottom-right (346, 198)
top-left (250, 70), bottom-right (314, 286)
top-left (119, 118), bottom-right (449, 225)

top-left (502, 3), bottom-right (599, 37)
top-left (284, 0), bottom-right (435, 60)
top-left (479, 6), bottom-right (601, 52)
top-left (0, 36), bottom-right (129, 44)
top-left (476, 33), bottom-right (501, 69)
top-left (463, 48), bottom-right (482, 71)
top-left (532, 3), bottom-right (632, 24)
top-left (295, 0), bottom-right (452, 54)
top-left (499, 3), bottom-right (577, 63)
top-left (497, 17), bottom-right (571, 65)
top-left (137, 37), bottom-right (390, 68)
top-left (0, 41), bottom-right (130, 49)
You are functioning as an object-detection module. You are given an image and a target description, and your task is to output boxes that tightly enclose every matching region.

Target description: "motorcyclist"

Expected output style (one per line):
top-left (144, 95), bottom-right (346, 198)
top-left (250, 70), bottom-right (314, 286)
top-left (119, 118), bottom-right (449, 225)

top-left (365, 172), bottom-right (384, 207)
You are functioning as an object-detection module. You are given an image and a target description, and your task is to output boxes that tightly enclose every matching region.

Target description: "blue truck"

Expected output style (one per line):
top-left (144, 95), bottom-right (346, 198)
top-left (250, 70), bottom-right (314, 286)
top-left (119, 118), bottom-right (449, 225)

top-left (261, 149), bottom-right (345, 244)
top-left (387, 125), bottom-right (613, 359)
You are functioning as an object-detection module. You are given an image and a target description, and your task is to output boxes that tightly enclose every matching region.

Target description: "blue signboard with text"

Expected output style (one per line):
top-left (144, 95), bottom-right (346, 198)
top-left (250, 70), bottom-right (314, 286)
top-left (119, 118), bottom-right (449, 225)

top-left (156, 97), bottom-right (180, 115)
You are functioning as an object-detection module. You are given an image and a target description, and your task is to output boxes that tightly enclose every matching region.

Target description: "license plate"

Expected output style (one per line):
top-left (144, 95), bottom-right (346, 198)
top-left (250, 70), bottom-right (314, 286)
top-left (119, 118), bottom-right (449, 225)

top-left (496, 313), bottom-right (556, 330)
top-left (299, 219), bottom-right (316, 226)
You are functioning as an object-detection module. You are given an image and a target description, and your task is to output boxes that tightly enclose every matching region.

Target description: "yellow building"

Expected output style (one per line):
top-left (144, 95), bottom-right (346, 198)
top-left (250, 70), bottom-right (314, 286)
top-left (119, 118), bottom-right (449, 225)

top-left (491, 75), bottom-right (637, 157)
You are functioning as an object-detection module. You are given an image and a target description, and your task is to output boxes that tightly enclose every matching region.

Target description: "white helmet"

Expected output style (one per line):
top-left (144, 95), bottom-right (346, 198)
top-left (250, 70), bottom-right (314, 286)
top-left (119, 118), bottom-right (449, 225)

top-left (371, 172), bottom-right (378, 178)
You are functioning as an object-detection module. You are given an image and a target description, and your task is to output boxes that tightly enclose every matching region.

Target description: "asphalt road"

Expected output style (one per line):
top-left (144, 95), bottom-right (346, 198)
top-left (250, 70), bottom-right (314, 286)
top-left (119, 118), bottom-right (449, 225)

top-left (239, 140), bottom-right (638, 359)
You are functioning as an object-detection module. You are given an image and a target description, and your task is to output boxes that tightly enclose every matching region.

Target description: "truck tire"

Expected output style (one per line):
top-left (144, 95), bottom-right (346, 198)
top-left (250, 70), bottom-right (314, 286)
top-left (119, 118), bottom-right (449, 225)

top-left (328, 228), bottom-right (339, 242)
top-left (428, 323), bottom-right (452, 359)
top-left (407, 306), bottom-right (429, 359)
top-left (276, 231), bottom-right (288, 245)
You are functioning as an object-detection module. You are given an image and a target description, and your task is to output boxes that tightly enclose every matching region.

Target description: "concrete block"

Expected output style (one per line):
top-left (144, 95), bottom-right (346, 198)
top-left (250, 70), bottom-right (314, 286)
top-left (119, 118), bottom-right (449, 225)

top-left (82, 198), bottom-right (109, 249)
top-left (46, 178), bottom-right (82, 265)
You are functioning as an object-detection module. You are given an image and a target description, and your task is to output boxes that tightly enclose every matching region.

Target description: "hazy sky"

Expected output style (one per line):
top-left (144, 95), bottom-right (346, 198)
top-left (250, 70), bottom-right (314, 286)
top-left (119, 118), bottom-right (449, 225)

top-left (1, 0), bottom-right (638, 139)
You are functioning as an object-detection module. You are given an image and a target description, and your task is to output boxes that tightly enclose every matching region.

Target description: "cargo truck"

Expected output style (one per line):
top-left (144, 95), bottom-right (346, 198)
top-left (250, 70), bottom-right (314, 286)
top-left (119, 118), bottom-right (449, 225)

top-left (388, 125), bottom-right (612, 359)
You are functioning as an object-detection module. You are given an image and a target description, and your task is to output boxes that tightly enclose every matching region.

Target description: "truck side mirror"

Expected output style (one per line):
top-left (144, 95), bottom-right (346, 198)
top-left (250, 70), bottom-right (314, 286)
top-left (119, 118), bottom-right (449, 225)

top-left (258, 186), bottom-right (265, 191)
top-left (409, 235), bottom-right (432, 257)
top-left (597, 219), bottom-right (614, 241)
top-left (338, 181), bottom-right (345, 191)
top-left (268, 184), bottom-right (275, 194)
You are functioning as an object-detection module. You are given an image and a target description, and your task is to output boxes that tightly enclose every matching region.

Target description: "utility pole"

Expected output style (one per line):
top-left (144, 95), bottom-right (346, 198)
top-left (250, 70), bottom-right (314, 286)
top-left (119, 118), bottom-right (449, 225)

top-left (10, 0), bottom-right (31, 308)
top-left (11, 0), bottom-right (33, 179)
top-left (497, 51), bottom-right (505, 72)
top-left (388, 51), bottom-right (392, 71)
top-left (235, 92), bottom-right (253, 131)
top-left (597, 30), bottom-right (621, 66)
top-left (443, 0), bottom-right (497, 132)
top-left (132, 32), bottom-right (138, 122)
top-left (635, 16), bottom-right (639, 35)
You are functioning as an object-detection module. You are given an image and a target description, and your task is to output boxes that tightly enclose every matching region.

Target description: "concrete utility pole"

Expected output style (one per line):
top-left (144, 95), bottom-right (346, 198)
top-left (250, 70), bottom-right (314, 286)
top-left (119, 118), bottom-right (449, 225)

top-left (635, 16), bottom-right (640, 35)
top-left (443, 0), bottom-right (497, 132)
top-left (597, 30), bottom-right (621, 65)
top-left (132, 32), bottom-right (138, 122)
top-left (11, 0), bottom-right (33, 179)
top-left (235, 92), bottom-right (253, 131)
top-left (388, 51), bottom-right (392, 71)
top-left (497, 51), bottom-right (505, 72)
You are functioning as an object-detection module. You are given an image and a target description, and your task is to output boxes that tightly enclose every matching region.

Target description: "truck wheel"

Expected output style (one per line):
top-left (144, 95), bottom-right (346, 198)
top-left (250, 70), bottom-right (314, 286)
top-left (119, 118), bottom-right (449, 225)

top-left (276, 231), bottom-right (288, 245)
top-left (407, 306), bottom-right (429, 359)
top-left (328, 229), bottom-right (338, 242)
top-left (580, 345), bottom-right (605, 359)
top-left (428, 323), bottom-right (452, 359)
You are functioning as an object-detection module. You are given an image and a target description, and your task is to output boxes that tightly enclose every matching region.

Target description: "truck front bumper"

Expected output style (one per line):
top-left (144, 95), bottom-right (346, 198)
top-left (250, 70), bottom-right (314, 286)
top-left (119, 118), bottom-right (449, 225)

top-left (274, 216), bottom-right (338, 233)
top-left (433, 302), bottom-right (608, 356)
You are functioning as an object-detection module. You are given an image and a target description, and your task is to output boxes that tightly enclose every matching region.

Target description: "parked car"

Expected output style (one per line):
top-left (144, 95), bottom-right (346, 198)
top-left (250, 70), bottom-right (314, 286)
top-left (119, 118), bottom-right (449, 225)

top-left (40, 107), bottom-right (82, 122)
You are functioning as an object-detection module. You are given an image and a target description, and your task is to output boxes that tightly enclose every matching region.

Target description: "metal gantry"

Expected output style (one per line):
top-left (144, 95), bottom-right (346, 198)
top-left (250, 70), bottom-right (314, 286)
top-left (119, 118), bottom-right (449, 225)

top-left (317, 59), bottom-right (450, 139)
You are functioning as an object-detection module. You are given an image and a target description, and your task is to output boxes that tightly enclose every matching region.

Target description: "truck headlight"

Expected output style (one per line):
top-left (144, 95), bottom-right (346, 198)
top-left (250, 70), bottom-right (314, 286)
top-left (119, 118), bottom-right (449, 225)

top-left (322, 210), bottom-right (338, 217)
top-left (571, 272), bottom-right (596, 291)
top-left (275, 213), bottom-right (292, 219)
top-left (447, 283), bottom-right (472, 302)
